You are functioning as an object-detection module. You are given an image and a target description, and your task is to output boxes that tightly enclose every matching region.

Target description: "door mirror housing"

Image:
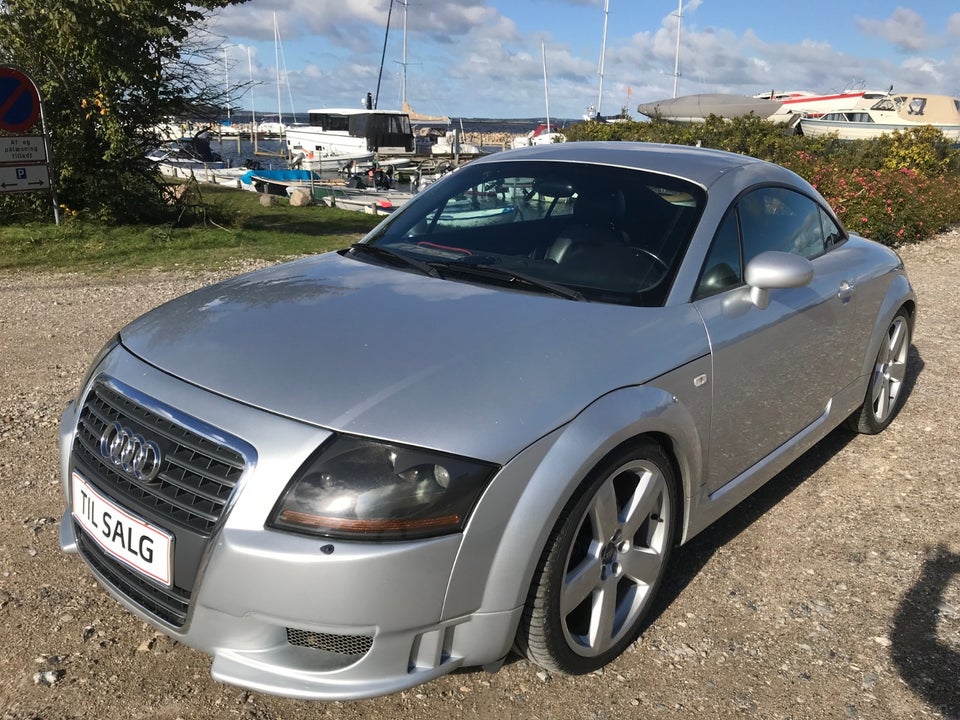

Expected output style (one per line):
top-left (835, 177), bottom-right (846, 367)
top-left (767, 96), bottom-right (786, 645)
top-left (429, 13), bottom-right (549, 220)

top-left (745, 251), bottom-right (814, 309)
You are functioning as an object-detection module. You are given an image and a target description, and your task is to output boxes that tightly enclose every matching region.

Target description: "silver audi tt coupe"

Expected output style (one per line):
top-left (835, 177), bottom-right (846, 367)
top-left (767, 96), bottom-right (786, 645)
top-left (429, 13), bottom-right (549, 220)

top-left (59, 142), bottom-right (915, 699)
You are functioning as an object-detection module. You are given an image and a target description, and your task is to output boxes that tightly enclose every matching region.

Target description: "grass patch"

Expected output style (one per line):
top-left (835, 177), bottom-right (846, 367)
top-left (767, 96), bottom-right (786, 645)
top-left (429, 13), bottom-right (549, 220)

top-left (0, 184), bottom-right (382, 272)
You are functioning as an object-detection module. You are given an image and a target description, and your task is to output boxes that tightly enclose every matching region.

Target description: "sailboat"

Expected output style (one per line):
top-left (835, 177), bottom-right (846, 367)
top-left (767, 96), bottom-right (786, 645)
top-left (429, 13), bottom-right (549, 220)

top-left (583, 0), bottom-right (610, 121)
top-left (257, 13), bottom-right (299, 138)
top-left (283, 3), bottom-right (414, 169)
top-left (513, 44), bottom-right (566, 148)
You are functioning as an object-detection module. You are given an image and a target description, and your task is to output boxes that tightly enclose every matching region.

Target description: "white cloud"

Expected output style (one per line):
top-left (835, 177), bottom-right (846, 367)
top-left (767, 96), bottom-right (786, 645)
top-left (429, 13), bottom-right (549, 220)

top-left (854, 7), bottom-right (936, 52)
top-left (209, 1), bottom-right (960, 119)
top-left (948, 13), bottom-right (960, 37)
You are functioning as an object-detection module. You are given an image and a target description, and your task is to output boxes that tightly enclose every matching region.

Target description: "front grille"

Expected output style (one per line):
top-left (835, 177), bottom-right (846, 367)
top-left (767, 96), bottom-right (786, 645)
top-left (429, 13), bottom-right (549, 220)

top-left (76, 520), bottom-right (190, 626)
top-left (71, 378), bottom-right (250, 629)
top-left (286, 628), bottom-right (374, 657)
top-left (73, 381), bottom-right (245, 534)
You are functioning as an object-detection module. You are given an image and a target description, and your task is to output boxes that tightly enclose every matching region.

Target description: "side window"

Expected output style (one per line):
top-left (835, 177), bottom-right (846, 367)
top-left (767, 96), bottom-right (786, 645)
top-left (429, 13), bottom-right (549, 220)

top-left (739, 187), bottom-right (826, 262)
top-left (695, 210), bottom-right (742, 299)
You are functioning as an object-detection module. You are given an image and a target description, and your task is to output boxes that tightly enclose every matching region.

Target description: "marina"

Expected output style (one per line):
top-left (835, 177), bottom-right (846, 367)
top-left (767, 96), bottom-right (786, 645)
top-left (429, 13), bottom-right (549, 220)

top-left (148, 117), bottom-right (574, 214)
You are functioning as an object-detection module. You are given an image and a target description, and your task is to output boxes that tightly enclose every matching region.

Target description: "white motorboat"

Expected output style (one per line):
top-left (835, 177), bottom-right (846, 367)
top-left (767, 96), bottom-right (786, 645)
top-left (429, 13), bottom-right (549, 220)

top-left (287, 145), bottom-right (376, 173)
top-left (799, 93), bottom-right (960, 141)
top-left (147, 135), bottom-right (226, 179)
top-left (413, 126), bottom-right (482, 157)
top-left (318, 186), bottom-right (415, 215)
top-left (754, 88), bottom-right (888, 119)
top-left (284, 107), bottom-right (415, 171)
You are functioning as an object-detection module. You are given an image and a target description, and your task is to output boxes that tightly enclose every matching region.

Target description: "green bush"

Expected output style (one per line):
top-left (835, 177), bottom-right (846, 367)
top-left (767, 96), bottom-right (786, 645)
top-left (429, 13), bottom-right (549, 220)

top-left (566, 116), bottom-right (960, 245)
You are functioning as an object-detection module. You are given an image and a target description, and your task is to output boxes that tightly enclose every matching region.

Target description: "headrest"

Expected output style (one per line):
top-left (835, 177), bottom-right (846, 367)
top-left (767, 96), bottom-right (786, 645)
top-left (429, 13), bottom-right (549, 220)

top-left (573, 188), bottom-right (625, 224)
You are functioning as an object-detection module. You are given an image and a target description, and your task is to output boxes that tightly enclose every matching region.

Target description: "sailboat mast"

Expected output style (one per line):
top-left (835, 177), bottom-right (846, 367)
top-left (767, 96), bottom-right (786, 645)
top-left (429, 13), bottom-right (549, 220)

top-left (401, 0), bottom-right (408, 107)
top-left (248, 46), bottom-right (258, 149)
top-left (672, 0), bottom-right (682, 98)
top-left (224, 47), bottom-right (230, 122)
top-left (541, 42), bottom-right (550, 128)
top-left (375, 0), bottom-right (395, 109)
top-left (597, 0), bottom-right (609, 114)
top-left (273, 12), bottom-right (283, 124)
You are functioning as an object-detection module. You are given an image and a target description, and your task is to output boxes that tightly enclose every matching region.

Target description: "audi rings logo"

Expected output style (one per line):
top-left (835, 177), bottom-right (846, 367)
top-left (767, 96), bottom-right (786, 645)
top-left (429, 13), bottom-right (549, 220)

top-left (99, 421), bottom-right (163, 482)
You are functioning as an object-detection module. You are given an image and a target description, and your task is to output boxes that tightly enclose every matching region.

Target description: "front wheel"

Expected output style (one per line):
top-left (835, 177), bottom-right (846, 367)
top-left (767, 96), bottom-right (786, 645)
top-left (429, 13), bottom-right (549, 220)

top-left (516, 439), bottom-right (677, 674)
top-left (846, 307), bottom-right (912, 434)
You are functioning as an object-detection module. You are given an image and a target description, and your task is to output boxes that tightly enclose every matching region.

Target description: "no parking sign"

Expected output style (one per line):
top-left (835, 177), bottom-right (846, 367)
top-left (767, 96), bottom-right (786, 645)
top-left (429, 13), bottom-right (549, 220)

top-left (0, 65), bottom-right (58, 222)
top-left (0, 66), bottom-right (41, 132)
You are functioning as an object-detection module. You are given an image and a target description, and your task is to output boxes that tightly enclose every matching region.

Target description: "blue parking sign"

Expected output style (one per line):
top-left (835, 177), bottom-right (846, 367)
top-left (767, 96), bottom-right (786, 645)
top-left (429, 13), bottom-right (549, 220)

top-left (16, 167), bottom-right (26, 180)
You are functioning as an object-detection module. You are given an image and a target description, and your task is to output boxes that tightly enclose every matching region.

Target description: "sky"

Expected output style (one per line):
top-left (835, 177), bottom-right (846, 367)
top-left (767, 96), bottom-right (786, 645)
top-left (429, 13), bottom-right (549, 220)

top-left (207, 1), bottom-right (960, 121)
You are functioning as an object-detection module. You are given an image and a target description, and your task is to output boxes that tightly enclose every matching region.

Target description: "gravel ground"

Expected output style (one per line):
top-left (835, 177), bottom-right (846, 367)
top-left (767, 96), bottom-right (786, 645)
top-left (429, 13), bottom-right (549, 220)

top-left (1, 231), bottom-right (958, 720)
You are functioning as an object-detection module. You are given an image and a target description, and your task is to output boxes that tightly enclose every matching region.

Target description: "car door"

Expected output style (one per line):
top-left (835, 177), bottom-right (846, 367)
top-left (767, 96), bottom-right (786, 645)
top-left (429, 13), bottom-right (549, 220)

top-left (693, 186), bottom-right (859, 493)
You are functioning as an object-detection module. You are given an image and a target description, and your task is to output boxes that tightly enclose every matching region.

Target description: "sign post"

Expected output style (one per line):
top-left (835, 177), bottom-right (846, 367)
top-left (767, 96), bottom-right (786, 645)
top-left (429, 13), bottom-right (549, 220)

top-left (0, 66), bottom-right (59, 224)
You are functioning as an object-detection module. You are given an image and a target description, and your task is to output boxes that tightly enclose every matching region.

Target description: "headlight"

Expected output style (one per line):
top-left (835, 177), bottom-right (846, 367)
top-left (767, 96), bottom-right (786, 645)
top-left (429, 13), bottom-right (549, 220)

top-left (268, 435), bottom-right (499, 541)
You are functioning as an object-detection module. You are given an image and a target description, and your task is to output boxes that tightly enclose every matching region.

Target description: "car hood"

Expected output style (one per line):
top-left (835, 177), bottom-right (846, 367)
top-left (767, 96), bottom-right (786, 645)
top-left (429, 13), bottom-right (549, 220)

top-left (120, 252), bottom-right (708, 462)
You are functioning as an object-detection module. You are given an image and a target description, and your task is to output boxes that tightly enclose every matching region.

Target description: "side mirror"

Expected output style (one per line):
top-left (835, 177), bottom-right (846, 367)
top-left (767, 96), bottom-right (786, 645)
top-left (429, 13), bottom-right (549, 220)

top-left (744, 251), bottom-right (814, 309)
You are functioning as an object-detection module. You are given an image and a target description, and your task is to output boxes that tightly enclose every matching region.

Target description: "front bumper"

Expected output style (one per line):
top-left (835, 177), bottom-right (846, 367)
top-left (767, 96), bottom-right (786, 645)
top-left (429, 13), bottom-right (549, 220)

top-left (58, 513), bottom-right (521, 700)
top-left (58, 346), bottom-right (522, 699)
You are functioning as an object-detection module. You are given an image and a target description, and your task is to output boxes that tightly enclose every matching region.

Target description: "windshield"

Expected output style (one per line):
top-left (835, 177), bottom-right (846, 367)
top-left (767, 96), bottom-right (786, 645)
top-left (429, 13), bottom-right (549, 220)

top-left (361, 159), bottom-right (705, 306)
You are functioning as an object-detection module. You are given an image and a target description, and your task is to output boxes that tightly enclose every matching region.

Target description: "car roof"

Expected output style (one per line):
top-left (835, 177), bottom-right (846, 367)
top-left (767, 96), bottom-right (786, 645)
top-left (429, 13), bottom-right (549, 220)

top-left (477, 141), bottom-right (772, 188)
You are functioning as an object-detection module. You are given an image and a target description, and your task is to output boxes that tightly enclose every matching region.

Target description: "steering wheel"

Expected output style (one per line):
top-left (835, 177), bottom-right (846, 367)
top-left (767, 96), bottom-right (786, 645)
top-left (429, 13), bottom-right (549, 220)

top-left (633, 247), bottom-right (669, 272)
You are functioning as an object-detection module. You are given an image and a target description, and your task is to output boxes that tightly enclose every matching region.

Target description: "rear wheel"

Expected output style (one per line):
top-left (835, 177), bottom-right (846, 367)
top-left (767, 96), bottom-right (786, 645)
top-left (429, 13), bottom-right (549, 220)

top-left (846, 308), bottom-right (911, 434)
top-left (517, 439), bottom-right (677, 673)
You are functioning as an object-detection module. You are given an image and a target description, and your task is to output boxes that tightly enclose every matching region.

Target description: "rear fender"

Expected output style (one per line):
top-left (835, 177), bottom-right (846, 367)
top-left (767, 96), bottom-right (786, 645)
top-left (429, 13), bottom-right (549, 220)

top-left (857, 272), bottom-right (916, 380)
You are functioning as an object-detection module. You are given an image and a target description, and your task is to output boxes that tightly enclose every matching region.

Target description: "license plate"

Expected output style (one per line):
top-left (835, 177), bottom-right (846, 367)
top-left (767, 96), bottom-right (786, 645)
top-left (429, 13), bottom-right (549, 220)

top-left (71, 472), bottom-right (173, 587)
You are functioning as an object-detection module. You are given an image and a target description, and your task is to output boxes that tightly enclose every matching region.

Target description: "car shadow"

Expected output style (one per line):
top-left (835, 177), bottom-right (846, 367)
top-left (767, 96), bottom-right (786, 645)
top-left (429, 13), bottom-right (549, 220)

top-left (889, 545), bottom-right (960, 719)
top-left (650, 343), bottom-right (925, 626)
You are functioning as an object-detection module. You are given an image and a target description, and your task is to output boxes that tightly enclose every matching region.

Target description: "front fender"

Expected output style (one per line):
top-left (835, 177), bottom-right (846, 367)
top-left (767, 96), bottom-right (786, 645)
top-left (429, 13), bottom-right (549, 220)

top-left (442, 356), bottom-right (711, 628)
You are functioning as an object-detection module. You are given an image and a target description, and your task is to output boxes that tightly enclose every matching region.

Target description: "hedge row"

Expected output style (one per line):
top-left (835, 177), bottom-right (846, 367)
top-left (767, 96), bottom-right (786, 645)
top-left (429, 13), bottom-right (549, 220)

top-left (565, 116), bottom-right (960, 245)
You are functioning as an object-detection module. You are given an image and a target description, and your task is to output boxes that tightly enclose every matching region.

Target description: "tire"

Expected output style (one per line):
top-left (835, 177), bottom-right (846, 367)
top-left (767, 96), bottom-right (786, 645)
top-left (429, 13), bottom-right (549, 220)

top-left (846, 307), bottom-right (912, 434)
top-left (516, 438), bottom-right (677, 674)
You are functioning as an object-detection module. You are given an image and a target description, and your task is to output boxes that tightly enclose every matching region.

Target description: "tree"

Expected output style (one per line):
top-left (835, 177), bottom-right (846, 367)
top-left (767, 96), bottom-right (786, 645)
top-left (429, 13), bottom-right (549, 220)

top-left (0, 0), bottom-right (249, 223)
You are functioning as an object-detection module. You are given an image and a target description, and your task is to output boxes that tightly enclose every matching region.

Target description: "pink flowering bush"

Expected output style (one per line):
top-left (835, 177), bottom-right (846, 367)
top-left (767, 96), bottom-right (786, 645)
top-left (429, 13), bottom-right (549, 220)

top-left (785, 149), bottom-right (960, 245)
top-left (567, 117), bottom-right (960, 245)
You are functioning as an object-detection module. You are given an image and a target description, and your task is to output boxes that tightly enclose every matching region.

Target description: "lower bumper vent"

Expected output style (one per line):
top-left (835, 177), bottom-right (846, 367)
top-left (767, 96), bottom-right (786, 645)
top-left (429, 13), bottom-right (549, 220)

top-left (286, 627), bottom-right (373, 657)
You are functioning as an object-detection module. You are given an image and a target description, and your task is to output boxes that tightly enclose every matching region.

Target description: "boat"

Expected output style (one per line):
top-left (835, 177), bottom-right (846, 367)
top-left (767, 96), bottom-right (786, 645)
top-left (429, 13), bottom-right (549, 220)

top-left (583, 0), bottom-right (611, 122)
top-left (636, 93), bottom-right (784, 122)
top-left (284, 106), bottom-right (415, 169)
top-left (147, 133), bottom-right (226, 178)
top-left (513, 44), bottom-right (566, 148)
top-left (637, 87), bottom-right (889, 125)
top-left (798, 92), bottom-right (960, 141)
top-left (286, 140), bottom-right (376, 172)
top-left (239, 168), bottom-right (320, 194)
top-left (511, 123), bottom-right (566, 148)
top-left (754, 88), bottom-right (889, 118)
top-left (412, 124), bottom-right (482, 157)
top-left (317, 186), bottom-right (415, 215)
top-left (256, 13), bottom-right (301, 141)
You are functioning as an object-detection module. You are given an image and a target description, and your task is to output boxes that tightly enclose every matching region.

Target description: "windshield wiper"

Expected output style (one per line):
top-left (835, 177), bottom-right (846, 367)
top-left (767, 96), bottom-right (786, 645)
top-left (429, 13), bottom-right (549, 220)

top-left (435, 262), bottom-right (586, 301)
top-left (348, 243), bottom-right (440, 278)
